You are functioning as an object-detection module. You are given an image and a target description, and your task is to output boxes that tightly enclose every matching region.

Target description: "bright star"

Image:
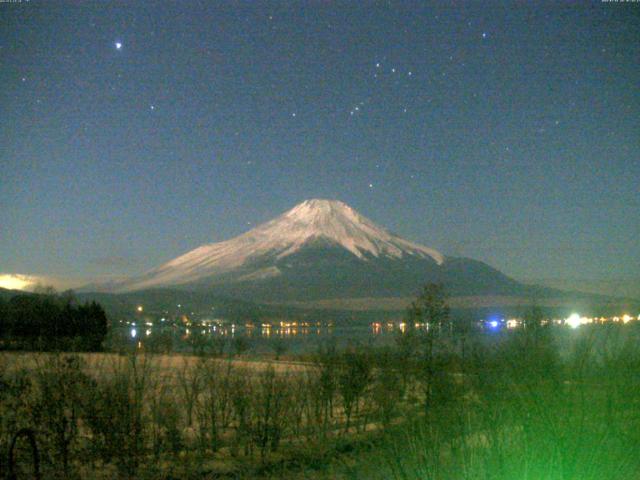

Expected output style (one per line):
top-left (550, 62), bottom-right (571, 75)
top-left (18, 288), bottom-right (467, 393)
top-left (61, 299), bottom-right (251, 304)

top-left (115, 41), bottom-right (122, 50)
top-left (481, 32), bottom-right (487, 39)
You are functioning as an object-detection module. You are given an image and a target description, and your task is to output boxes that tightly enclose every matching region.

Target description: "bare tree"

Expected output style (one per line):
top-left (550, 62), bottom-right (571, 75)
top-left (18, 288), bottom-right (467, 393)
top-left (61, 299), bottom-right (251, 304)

top-left (256, 366), bottom-right (292, 460)
top-left (31, 354), bottom-right (92, 478)
top-left (408, 283), bottom-right (451, 412)
top-left (196, 360), bottom-right (235, 453)
top-left (176, 358), bottom-right (203, 427)
top-left (338, 347), bottom-right (373, 433)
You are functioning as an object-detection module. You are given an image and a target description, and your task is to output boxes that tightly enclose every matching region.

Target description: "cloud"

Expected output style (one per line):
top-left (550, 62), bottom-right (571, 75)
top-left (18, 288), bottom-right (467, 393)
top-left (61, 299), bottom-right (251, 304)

top-left (0, 274), bottom-right (36, 291)
top-left (0, 273), bottom-right (84, 292)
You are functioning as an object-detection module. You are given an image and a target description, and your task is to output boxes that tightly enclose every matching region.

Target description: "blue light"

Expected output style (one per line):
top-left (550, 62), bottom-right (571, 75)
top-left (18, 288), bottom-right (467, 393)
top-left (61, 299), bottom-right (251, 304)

top-left (489, 320), bottom-right (499, 328)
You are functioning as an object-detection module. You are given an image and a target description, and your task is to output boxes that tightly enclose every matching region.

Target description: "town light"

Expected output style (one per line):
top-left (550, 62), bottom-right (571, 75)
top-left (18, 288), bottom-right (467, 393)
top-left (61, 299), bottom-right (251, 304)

top-left (566, 313), bottom-right (582, 329)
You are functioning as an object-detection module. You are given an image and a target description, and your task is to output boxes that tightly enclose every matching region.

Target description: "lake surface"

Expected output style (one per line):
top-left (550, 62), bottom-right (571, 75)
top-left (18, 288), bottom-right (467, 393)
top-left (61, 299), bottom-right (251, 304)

top-left (116, 321), bottom-right (402, 354)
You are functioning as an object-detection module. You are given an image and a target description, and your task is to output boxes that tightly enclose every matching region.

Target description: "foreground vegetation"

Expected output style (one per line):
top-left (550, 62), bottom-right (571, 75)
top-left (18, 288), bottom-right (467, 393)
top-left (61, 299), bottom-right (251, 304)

top-left (1, 285), bottom-right (639, 479)
top-left (339, 324), bottom-right (640, 480)
top-left (1, 321), bottom-right (640, 479)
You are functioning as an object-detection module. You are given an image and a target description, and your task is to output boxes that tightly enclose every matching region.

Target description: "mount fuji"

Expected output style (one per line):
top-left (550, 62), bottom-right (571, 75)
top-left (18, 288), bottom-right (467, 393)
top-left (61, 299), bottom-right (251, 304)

top-left (94, 199), bottom-right (539, 304)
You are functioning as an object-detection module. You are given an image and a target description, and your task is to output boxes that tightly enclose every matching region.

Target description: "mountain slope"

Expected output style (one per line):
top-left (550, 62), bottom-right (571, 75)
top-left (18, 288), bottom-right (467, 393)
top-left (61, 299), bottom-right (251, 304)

top-left (110, 199), bottom-right (444, 293)
top-left (94, 199), bottom-right (540, 302)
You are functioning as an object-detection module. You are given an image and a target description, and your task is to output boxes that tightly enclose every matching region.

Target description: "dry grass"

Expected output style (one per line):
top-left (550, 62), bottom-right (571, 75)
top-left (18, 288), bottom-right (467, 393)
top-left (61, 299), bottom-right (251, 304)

top-left (0, 351), bottom-right (311, 377)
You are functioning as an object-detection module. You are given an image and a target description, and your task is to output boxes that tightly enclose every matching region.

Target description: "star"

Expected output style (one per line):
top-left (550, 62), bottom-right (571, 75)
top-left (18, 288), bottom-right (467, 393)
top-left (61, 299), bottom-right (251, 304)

top-left (291, 112), bottom-right (296, 117)
top-left (368, 183), bottom-right (373, 188)
top-left (150, 105), bottom-right (156, 111)
top-left (376, 62), bottom-right (380, 68)
top-left (481, 32), bottom-right (487, 39)
top-left (115, 41), bottom-right (123, 50)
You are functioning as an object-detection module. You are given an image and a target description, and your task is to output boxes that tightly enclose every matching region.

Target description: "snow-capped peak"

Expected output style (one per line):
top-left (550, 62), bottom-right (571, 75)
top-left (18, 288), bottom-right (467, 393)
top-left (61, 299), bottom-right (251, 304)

top-left (113, 199), bottom-right (444, 291)
top-left (284, 199), bottom-right (363, 224)
top-left (252, 199), bottom-right (443, 262)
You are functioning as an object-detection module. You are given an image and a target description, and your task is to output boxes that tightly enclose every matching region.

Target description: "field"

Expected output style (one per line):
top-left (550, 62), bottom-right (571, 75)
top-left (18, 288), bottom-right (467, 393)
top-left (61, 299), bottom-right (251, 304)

top-left (2, 323), bottom-right (640, 479)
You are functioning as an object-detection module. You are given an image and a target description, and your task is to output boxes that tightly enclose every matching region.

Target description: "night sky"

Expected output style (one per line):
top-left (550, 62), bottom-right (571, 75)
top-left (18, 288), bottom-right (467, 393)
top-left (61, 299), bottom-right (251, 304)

top-left (1, 1), bottom-right (638, 289)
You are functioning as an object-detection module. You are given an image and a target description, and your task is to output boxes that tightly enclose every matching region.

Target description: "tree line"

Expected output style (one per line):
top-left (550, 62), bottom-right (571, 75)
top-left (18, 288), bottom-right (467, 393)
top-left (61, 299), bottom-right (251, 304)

top-left (0, 290), bottom-right (108, 351)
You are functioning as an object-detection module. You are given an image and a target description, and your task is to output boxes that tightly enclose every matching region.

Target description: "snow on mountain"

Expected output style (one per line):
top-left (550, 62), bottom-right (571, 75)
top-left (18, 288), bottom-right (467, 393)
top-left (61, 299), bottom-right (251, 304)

top-left (114, 199), bottom-right (444, 292)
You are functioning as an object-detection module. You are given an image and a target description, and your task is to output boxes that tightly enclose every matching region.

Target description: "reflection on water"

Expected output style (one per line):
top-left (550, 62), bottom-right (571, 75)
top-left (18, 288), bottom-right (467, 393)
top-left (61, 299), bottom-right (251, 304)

top-left (115, 319), bottom-right (413, 353)
top-left (119, 321), bottom-right (417, 339)
top-left (115, 312), bottom-right (640, 354)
